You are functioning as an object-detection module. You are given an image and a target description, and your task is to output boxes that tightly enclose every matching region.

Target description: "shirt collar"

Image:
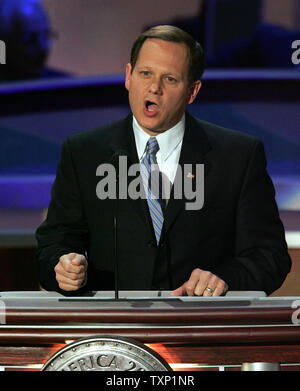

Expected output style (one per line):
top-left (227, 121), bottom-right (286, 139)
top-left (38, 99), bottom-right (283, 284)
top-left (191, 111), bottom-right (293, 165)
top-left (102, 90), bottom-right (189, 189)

top-left (132, 114), bottom-right (185, 161)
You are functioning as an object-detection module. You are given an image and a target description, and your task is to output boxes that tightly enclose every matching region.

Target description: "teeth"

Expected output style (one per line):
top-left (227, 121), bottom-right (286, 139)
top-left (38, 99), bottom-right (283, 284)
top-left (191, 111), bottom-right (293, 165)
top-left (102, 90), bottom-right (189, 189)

top-left (147, 102), bottom-right (157, 112)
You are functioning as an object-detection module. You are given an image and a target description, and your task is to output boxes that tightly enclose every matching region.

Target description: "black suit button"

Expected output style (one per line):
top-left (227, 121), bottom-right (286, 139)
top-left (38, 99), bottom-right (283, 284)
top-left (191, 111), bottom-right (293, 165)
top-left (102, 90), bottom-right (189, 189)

top-left (147, 240), bottom-right (156, 248)
top-left (159, 241), bottom-right (165, 248)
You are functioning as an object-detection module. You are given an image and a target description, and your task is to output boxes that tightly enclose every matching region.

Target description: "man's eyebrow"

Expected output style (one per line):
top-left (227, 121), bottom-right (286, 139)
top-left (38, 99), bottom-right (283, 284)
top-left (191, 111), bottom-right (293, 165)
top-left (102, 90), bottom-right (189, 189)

top-left (136, 65), bottom-right (182, 77)
top-left (135, 65), bottom-right (152, 70)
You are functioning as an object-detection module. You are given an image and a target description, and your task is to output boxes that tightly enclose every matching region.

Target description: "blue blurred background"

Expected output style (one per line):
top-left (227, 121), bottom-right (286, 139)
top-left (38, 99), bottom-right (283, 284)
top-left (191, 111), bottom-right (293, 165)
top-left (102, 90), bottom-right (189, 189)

top-left (0, 0), bottom-right (299, 291)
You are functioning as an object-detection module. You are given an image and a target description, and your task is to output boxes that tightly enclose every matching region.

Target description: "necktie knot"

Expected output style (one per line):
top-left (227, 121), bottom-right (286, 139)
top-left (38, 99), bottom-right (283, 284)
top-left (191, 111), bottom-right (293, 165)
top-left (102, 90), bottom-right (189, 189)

top-left (147, 137), bottom-right (159, 157)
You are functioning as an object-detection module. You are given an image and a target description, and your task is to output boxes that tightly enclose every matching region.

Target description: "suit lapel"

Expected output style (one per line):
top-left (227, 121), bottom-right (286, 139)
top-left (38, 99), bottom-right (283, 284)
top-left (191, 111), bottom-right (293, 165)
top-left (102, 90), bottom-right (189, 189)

top-left (109, 115), bottom-right (155, 239)
top-left (164, 112), bottom-right (212, 233)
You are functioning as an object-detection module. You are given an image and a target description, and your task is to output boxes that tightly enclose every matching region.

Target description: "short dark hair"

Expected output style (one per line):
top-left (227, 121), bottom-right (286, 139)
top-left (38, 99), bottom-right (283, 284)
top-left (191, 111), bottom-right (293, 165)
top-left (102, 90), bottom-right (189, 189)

top-left (130, 25), bottom-right (205, 84)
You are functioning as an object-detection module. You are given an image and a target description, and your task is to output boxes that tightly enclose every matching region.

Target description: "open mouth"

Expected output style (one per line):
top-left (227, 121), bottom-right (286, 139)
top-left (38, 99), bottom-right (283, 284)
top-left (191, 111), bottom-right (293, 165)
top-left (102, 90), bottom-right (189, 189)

top-left (144, 100), bottom-right (159, 115)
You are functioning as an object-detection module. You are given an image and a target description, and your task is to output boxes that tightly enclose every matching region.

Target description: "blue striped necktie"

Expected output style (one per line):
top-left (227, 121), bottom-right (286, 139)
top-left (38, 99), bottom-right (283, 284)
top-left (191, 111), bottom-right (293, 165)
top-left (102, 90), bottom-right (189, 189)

top-left (141, 137), bottom-right (164, 244)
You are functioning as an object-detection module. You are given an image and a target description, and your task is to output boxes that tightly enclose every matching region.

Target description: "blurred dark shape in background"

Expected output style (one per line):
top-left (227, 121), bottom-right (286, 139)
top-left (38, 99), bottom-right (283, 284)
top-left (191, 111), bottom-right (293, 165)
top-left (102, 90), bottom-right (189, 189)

top-left (210, 23), bottom-right (300, 68)
top-left (0, 0), bottom-right (69, 82)
top-left (145, 0), bottom-right (300, 69)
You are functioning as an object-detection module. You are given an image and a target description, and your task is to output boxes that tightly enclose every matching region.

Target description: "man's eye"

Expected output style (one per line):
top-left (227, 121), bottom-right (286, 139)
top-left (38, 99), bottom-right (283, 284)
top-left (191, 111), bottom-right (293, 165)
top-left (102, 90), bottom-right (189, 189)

top-left (166, 76), bottom-right (176, 83)
top-left (141, 71), bottom-right (150, 77)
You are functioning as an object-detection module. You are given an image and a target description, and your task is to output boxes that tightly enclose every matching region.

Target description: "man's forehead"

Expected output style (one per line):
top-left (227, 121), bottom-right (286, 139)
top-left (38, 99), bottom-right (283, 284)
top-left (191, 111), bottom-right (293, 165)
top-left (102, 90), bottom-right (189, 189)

top-left (136, 38), bottom-right (189, 69)
top-left (141, 38), bottom-right (188, 53)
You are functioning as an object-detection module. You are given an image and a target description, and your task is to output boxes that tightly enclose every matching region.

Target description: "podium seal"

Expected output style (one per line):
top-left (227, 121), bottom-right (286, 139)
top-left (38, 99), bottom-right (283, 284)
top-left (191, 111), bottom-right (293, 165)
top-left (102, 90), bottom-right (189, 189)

top-left (42, 335), bottom-right (172, 371)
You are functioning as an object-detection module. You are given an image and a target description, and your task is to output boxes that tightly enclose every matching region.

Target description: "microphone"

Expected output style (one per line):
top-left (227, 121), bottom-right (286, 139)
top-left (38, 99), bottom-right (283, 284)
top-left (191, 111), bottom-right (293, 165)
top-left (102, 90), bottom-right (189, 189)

top-left (110, 149), bottom-right (128, 169)
top-left (110, 149), bottom-right (128, 300)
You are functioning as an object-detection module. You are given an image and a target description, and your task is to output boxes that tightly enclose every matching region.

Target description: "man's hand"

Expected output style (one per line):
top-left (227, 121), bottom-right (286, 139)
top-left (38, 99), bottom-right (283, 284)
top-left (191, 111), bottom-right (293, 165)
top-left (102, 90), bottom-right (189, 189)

top-left (54, 253), bottom-right (88, 291)
top-left (171, 268), bottom-right (228, 297)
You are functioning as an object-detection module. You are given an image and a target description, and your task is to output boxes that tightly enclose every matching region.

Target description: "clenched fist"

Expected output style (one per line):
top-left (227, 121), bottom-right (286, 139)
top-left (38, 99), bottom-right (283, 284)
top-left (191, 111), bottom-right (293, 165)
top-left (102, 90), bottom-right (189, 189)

top-left (54, 253), bottom-right (88, 291)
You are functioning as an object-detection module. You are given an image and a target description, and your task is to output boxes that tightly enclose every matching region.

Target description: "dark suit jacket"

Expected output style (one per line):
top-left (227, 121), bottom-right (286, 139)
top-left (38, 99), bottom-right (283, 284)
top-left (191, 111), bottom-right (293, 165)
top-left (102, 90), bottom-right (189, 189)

top-left (35, 112), bottom-right (291, 295)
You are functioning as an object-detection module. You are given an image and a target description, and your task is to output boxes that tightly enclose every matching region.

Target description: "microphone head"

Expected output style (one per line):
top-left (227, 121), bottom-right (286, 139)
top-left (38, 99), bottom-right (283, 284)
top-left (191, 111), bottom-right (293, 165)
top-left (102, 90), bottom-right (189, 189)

top-left (110, 149), bottom-right (128, 165)
top-left (110, 149), bottom-right (129, 179)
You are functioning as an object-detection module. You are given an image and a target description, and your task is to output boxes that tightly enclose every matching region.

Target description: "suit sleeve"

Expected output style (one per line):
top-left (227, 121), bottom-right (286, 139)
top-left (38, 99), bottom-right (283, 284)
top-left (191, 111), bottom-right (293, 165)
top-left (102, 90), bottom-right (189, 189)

top-left (213, 140), bottom-right (291, 295)
top-left (35, 138), bottom-right (89, 294)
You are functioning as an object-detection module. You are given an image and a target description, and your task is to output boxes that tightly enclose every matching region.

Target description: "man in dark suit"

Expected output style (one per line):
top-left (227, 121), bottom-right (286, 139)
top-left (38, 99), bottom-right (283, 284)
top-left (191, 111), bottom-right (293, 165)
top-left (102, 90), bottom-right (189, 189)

top-left (36, 25), bottom-right (291, 296)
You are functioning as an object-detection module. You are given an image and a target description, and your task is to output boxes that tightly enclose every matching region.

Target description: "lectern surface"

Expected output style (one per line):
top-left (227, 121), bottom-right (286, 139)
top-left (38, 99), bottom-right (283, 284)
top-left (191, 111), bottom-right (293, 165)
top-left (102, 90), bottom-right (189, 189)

top-left (2, 290), bottom-right (300, 311)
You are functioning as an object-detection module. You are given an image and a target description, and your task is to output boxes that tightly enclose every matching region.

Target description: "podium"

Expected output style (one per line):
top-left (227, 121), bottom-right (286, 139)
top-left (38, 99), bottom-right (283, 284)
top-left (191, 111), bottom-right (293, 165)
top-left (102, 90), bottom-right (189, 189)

top-left (0, 291), bottom-right (300, 371)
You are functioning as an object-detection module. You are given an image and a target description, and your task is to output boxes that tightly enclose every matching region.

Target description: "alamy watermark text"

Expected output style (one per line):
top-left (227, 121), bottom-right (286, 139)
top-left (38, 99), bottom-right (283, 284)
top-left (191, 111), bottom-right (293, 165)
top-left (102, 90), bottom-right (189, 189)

top-left (292, 40), bottom-right (300, 65)
top-left (96, 158), bottom-right (204, 211)
top-left (0, 40), bottom-right (6, 64)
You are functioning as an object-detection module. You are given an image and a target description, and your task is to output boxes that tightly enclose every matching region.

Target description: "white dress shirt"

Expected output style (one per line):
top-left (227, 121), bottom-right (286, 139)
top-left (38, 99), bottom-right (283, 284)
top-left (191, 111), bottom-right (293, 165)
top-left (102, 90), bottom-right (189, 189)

top-left (132, 114), bottom-right (185, 184)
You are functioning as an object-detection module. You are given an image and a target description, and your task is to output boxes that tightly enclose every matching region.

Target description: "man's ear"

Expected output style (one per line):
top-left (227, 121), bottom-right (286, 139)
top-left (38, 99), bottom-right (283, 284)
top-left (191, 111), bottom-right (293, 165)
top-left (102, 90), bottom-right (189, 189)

top-left (187, 80), bottom-right (202, 104)
top-left (125, 63), bottom-right (132, 91)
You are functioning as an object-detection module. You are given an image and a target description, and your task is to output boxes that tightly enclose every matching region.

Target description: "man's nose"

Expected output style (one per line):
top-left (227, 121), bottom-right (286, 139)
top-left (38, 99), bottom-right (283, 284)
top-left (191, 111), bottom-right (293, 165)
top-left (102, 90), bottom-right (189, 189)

top-left (149, 78), bottom-right (162, 94)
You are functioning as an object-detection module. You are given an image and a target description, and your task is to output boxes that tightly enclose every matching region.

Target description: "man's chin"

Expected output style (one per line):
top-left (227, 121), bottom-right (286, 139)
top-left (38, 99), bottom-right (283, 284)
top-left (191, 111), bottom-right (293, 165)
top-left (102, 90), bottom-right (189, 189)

top-left (142, 127), bottom-right (167, 136)
top-left (139, 120), bottom-right (167, 135)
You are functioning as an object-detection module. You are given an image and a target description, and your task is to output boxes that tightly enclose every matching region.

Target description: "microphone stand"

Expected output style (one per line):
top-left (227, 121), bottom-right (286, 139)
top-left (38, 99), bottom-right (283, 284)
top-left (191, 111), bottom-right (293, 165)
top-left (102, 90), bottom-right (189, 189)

top-left (113, 203), bottom-right (119, 300)
top-left (111, 150), bottom-right (127, 301)
top-left (113, 160), bottom-right (120, 300)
